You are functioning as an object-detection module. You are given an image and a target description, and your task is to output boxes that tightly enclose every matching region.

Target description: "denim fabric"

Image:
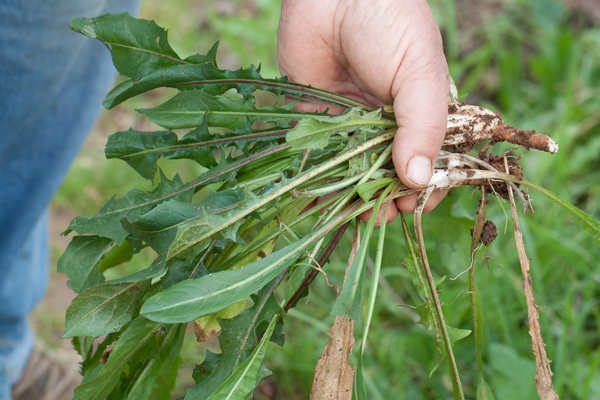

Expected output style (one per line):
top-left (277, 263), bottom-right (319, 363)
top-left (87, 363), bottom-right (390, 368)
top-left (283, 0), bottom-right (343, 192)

top-left (0, 0), bottom-right (140, 397)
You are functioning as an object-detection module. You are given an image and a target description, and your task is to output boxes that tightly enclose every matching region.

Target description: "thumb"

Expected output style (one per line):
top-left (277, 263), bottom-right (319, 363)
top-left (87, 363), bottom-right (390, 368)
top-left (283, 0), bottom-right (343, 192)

top-left (391, 18), bottom-right (449, 190)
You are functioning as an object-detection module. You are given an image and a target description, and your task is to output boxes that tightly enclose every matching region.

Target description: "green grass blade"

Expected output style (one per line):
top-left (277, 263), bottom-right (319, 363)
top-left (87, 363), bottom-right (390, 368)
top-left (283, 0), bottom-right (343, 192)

top-left (353, 195), bottom-right (390, 400)
top-left (521, 180), bottom-right (600, 245)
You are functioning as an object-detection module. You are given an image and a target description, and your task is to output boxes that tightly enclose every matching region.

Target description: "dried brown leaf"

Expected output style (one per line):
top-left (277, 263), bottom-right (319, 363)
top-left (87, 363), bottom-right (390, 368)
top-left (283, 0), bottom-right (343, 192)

top-left (505, 157), bottom-right (559, 400)
top-left (310, 316), bottom-right (355, 400)
top-left (99, 341), bottom-right (117, 365)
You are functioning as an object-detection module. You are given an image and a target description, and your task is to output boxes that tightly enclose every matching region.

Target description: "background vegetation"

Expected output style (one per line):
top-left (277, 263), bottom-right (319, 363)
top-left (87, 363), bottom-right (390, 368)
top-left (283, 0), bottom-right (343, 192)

top-left (44, 0), bottom-right (600, 398)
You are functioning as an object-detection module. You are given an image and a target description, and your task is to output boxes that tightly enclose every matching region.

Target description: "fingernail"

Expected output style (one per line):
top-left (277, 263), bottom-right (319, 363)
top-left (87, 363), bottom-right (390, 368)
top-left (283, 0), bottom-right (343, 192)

top-left (406, 156), bottom-right (432, 186)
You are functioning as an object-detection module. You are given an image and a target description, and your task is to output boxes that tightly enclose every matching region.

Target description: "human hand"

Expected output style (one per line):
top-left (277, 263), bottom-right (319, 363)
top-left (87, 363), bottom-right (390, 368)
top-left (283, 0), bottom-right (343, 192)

top-left (278, 0), bottom-right (449, 220)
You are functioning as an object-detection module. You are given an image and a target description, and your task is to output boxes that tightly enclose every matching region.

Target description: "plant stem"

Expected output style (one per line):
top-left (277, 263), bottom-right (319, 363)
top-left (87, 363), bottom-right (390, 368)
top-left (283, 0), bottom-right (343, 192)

top-left (468, 187), bottom-right (487, 382)
top-left (414, 186), bottom-right (465, 400)
top-left (283, 221), bottom-right (351, 313)
top-left (168, 130), bottom-right (396, 260)
top-left (505, 158), bottom-right (558, 400)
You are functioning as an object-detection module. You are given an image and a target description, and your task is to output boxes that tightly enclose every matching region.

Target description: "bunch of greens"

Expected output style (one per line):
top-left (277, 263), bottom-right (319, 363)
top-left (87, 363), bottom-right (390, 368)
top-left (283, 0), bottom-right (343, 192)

top-left (59, 13), bottom-right (599, 400)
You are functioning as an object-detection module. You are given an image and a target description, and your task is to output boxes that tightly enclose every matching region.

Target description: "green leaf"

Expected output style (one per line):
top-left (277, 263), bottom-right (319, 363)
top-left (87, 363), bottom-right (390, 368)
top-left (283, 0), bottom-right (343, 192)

top-left (125, 324), bottom-right (185, 400)
top-left (106, 129), bottom-right (183, 180)
top-left (332, 193), bottom-right (385, 321)
top-left (356, 177), bottom-right (395, 203)
top-left (446, 325), bottom-right (472, 343)
top-left (67, 171), bottom-right (193, 244)
top-left (57, 236), bottom-right (113, 293)
top-left (97, 238), bottom-right (136, 273)
top-left (76, 333), bottom-right (119, 382)
top-left (141, 236), bottom-right (308, 323)
top-left (109, 256), bottom-right (167, 284)
top-left (488, 343), bottom-right (536, 400)
top-left (354, 203), bottom-right (389, 400)
top-left (192, 351), bottom-right (221, 386)
top-left (286, 108), bottom-right (388, 150)
top-left (64, 280), bottom-right (152, 338)
top-left (103, 59), bottom-right (274, 108)
top-left (73, 316), bottom-right (161, 400)
top-left (138, 89), bottom-right (308, 130)
top-left (206, 315), bottom-right (277, 400)
top-left (121, 188), bottom-right (246, 255)
top-left (400, 217), bottom-right (430, 304)
top-left (70, 13), bottom-right (187, 80)
top-left (105, 124), bottom-right (286, 180)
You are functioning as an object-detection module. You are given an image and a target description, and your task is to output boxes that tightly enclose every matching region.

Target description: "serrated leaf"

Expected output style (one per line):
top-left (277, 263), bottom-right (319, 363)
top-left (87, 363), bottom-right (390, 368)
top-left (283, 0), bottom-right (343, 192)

top-left (64, 279), bottom-right (151, 338)
top-left (121, 188), bottom-right (245, 255)
top-left (57, 236), bottom-right (113, 293)
top-left (286, 108), bottom-right (386, 150)
top-left (106, 129), bottom-right (183, 180)
top-left (67, 172), bottom-right (193, 244)
top-left (103, 59), bottom-right (277, 108)
top-left (73, 316), bottom-right (161, 400)
top-left (138, 89), bottom-right (308, 130)
top-left (206, 315), bottom-right (277, 400)
top-left (141, 236), bottom-right (308, 323)
top-left (446, 325), bottom-right (472, 343)
top-left (192, 351), bottom-right (221, 385)
top-left (105, 124), bottom-right (285, 180)
top-left (70, 13), bottom-right (187, 80)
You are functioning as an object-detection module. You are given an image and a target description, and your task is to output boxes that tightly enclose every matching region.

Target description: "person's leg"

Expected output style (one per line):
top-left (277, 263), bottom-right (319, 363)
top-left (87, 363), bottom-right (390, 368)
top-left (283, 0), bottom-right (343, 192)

top-left (0, 0), bottom-right (140, 396)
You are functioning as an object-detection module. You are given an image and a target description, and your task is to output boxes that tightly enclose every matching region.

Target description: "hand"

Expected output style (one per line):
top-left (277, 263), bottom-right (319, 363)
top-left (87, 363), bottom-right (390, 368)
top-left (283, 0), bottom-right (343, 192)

top-left (278, 0), bottom-right (449, 220)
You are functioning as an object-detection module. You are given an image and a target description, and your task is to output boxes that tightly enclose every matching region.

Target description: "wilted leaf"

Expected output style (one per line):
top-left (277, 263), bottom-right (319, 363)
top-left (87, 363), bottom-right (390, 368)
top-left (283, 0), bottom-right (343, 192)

top-left (194, 298), bottom-right (248, 342)
top-left (311, 316), bottom-right (355, 400)
top-left (186, 286), bottom-right (283, 398)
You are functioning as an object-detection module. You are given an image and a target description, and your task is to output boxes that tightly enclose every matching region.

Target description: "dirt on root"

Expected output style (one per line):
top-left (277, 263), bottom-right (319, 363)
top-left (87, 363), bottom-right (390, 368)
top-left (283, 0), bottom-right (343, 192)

top-left (480, 220), bottom-right (498, 246)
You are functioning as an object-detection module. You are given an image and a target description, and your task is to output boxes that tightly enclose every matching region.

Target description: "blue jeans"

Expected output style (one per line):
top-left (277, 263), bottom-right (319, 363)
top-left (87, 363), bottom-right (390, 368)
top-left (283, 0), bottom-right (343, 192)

top-left (0, 0), bottom-right (140, 397)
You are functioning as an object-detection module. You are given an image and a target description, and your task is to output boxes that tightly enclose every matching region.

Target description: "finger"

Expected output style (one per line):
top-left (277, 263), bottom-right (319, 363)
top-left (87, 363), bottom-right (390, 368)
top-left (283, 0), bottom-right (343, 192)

top-left (359, 199), bottom-right (398, 225)
top-left (390, 3), bottom-right (449, 189)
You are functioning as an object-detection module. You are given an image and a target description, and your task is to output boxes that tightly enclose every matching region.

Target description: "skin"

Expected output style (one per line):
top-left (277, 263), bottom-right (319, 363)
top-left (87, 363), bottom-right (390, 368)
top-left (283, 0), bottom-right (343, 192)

top-left (278, 0), bottom-right (450, 221)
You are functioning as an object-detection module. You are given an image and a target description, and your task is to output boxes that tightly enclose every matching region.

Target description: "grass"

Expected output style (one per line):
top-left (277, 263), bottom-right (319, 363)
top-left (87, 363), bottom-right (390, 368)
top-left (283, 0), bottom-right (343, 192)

top-left (47, 0), bottom-right (600, 398)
